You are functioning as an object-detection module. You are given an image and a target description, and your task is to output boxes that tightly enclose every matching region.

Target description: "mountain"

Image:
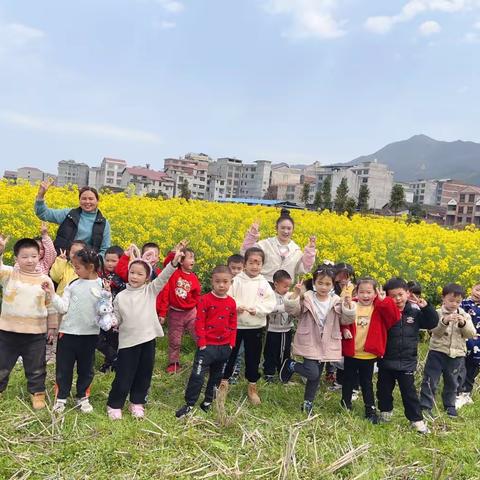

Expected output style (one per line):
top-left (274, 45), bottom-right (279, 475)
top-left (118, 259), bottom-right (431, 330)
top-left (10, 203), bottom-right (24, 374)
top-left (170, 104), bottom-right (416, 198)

top-left (347, 134), bottom-right (480, 184)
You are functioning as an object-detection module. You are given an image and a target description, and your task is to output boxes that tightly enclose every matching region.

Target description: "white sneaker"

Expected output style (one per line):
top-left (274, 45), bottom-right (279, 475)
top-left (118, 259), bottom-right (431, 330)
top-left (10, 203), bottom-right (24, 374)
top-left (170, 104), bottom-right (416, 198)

top-left (463, 393), bottom-right (474, 405)
top-left (75, 397), bottom-right (93, 413)
top-left (378, 410), bottom-right (393, 422)
top-left (455, 394), bottom-right (466, 410)
top-left (53, 399), bottom-right (67, 413)
top-left (411, 420), bottom-right (430, 434)
top-left (351, 389), bottom-right (360, 401)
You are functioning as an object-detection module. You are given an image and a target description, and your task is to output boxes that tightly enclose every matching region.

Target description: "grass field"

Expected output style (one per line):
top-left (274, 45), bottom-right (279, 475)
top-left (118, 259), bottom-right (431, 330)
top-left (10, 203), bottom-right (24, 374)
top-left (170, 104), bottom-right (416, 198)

top-left (0, 336), bottom-right (478, 480)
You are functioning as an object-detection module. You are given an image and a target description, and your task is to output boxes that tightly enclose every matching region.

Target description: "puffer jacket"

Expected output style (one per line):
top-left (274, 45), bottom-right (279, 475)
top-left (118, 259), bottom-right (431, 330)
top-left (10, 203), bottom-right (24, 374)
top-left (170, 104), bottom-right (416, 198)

top-left (379, 301), bottom-right (438, 371)
top-left (462, 298), bottom-right (480, 363)
top-left (429, 306), bottom-right (476, 358)
top-left (284, 291), bottom-right (355, 362)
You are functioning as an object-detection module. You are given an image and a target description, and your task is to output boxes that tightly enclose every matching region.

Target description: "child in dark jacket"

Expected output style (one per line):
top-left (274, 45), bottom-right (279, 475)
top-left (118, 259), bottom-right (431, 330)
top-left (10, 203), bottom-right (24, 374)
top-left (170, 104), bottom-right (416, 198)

top-left (456, 281), bottom-right (480, 407)
top-left (377, 277), bottom-right (438, 434)
top-left (158, 248), bottom-right (201, 373)
top-left (340, 277), bottom-right (401, 423)
top-left (176, 266), bottom-right (236, 418)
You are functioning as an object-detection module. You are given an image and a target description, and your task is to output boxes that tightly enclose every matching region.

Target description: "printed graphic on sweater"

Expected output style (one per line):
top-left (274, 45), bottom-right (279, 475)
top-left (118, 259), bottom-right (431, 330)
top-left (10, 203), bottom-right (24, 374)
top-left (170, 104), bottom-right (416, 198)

top-left (175, 278), bottom-right (191, 300)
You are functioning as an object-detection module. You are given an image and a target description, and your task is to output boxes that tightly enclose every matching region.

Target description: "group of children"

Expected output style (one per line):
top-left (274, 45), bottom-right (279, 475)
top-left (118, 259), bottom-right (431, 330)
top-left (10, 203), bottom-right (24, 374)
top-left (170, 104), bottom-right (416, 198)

top-left (0, 223), bottom-right (480, 435)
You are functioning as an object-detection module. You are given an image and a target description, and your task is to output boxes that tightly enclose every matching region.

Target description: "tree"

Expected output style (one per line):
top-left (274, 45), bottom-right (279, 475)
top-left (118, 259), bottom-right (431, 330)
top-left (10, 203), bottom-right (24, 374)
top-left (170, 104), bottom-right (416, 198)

top-left (313, 190), bottom-right (322, 211)
top-left (301, 183), bottom-right (311, 205)
top-left (263, 185), bottom-right (277, 200)
top-left (179, 180), bottom-right (191, 201)
top-left (345, 197), bottom-right (357, 218)
top-left (389, 184), bottom-right (406, 220)
top-left (357, 184), bottom-right (370, 215)
top-left (334, 177), bottom-right (349, 214)
top-left (321, 176), bottom-right (332, 211)
top-left (407, 201), bottom-right (426, 224)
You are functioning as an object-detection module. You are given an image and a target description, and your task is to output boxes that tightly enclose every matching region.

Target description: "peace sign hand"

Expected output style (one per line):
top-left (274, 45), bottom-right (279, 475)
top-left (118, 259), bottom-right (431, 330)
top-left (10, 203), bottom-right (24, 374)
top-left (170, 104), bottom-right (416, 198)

top-left (37, 178), bottom-right (53, 198)
top-left (307, 236), bottom-right (316, 249)
top-left (0, 234), bottom-right (10, 254)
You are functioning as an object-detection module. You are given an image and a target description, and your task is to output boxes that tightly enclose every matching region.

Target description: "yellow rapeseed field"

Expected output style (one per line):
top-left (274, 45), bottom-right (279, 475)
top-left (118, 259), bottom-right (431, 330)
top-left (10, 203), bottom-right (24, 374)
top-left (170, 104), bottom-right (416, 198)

top-left (1, 180), bottom-right (480, 300)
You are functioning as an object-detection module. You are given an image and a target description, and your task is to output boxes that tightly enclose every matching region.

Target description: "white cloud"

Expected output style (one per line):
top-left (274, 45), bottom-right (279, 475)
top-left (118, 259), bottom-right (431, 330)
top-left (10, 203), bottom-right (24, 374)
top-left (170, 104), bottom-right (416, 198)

top-left (419, 20), bottom-right (442, 35)
top-left (263, 0), bottom-right (347, 39)
top-left (0, 22), bottom-right (45, 51)
top-left (365, 0), bottom-right (480, 34)
top-left (0, 111), bottom-right (162, 143)
top-left (155, 0), bottom-right (184, 13)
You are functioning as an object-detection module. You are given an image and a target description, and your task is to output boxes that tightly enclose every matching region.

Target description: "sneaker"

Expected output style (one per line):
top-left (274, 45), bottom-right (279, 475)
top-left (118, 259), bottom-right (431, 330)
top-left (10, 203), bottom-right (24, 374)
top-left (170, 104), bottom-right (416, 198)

top-left (328, 382), bottom-right (342, 391)
top-left (325, 372), bottom-right (336, 385)
top-left (107, 406), bottom-right (122, 420)
top-left (351, 389), bottom-right (360, 401)
top-left (463, 393), bottom-right (474, 405)
top-left (166, 363), bottom-right (181, 374)
top-left (301, 400), bottom-right (313, 415)
top-left (31, 392), bottom-right (46, 410)
top-left (53, 399), bottom-right (67, 413)
top-left (279, 358), bottom-right (295, 384)
top-left (75, 397), bottom-right (93, 413)
top-left (175, 405), bottom-right (193, 418)
top-left (264, 375), bottom-right (276, 384)
top-left (378, 410), bottom-right (393, 423)
top-left (200, 401), bottom-right (211, 413)
top-left (365, 407), bottom-right (379, 424)
top-left (446, 406), bottom-right (458, 417)
top-left (411, 420), bottom-right (430, 434)
top-left (129, 403), bottom-right (145, 419)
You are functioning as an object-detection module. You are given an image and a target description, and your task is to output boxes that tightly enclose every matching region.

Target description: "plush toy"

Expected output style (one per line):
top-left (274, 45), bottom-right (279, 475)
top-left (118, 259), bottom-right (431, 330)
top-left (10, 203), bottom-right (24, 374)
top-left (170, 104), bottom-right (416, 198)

top-left (91, 288), bottom-right (117, 331)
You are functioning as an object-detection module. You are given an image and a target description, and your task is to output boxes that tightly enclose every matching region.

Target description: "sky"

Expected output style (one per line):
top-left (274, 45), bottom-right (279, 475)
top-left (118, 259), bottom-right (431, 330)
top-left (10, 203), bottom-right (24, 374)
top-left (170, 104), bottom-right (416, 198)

top-left (1, 0), bottom-right (479, 174)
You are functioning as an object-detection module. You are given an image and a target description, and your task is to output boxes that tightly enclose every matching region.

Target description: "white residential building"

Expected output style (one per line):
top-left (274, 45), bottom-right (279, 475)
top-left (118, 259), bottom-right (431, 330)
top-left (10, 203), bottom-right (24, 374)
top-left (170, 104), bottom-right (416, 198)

top-left (164, 154), bottom-right (210, 199)
top-left (17, 167), bottom-right (51, 184)
top-left (121, 166), bottom-right (174, 197)
top-left (207, 157), bottom-right (243, 199)
top-left (57, 160), bottom-right (90, 187)
top-left (239, 160), bottom-right (272, 198)
top-left (407, 179), bottom-right (439, 205)
top-left (89, 157), bottom-right (127, 190)
top-left (270, 164), bottom-right (302, 186)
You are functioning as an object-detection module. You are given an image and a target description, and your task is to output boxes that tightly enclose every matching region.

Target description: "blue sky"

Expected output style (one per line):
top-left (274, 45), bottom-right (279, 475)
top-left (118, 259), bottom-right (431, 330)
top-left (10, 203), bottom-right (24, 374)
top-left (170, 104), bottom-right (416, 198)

top-left (1, 0), bottom-right (479, 173)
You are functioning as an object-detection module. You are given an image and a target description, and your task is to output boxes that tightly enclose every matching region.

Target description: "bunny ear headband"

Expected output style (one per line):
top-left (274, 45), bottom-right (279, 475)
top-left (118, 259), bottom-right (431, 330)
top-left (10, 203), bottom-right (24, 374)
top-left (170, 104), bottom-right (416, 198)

top-left (127, 244), bottom-right (153, 276)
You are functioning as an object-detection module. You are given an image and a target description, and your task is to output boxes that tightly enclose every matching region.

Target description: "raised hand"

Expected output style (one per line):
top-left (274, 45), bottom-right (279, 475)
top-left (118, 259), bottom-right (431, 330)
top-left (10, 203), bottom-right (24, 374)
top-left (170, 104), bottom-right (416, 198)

top-left (343, 294), bottom-right (353, 310)
top-left (376, 286), bottom-right (386, 301)
top-left (172, 244), bottom-right (185, 266)
top-left (40, 221), bottom-right (48, 236)
top-left (37, 179), bottom-right (53, 198)
top-left (249, 221), bottom-right (261, 239)
top-left (102, 278), bottom-right (112, 292)
top-left (174, 239), bottom-right (189, 251)
top-left (59, 248), bottom-right (67, 260)
top-left (126, 243), bottom-right (140, 259)
top-left (410, 293), bottom-right (427, 308)
top-left (0, 234), bottom-right (10, 254)
top-left (307, 236), bottom-right (316, 249)
top-left (293, 281), bottom-right (305, 298)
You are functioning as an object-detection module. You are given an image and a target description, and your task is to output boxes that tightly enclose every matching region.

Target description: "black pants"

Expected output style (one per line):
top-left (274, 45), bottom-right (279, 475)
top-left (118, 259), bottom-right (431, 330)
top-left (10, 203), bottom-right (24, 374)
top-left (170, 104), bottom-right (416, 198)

top-left (293, 359), bottom-right (325, 402)
top-left (56, 333), bottom-right (98, 400)
top-left (97, 329), bottom-right (119, 365)
top-left (458, 356), bottom-right (480, 394)
top-left (263, 330), bottom-right (292, 376)
top-left (342, 356), bottom-right (376, 412)
top-left (420, 350), bottom-right (463, 410)
top-left (185, 345), bottom-right (231, 406)
top-left (0, 330), bottom-right (46, 394)
top-left (223, 328), bottom-right (263, 383)
top-left (107, 339), bottom-right (156, 409)
top-left (377, 367), bottom-right (423, 422)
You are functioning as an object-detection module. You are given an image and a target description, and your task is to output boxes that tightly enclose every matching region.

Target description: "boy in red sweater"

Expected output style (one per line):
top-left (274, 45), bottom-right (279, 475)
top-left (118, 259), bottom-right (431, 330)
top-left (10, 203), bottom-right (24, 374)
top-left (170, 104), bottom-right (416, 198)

top-left (158, 248), bottom-right (202, 373)
top-left (176, 265), bottom-right (236, 417)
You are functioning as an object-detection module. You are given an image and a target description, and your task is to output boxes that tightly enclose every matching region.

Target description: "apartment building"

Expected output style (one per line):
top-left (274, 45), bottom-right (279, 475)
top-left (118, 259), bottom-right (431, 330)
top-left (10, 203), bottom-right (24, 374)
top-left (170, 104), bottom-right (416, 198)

top-left (445, 185), bottom-right (480, 227)
top-left (89, 157), bottom-right (127, 190)
top-left (121, 166), bottom-right (174, 197)
top-left (164, 153), bottom-right (210, 199)
top-left (239, 160), bottom-right (272, 199)
top-left (57, 160), bottom-right (90, 187)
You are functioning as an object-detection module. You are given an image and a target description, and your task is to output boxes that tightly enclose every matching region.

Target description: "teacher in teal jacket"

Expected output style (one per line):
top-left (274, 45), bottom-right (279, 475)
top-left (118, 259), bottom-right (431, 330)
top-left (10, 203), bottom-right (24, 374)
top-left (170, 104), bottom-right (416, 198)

top-left (34, 180), bottom-right (111, 256)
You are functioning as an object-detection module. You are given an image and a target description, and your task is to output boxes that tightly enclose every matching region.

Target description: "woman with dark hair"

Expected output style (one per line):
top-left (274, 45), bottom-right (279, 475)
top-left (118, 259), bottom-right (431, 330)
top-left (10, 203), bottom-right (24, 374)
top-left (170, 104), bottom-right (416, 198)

top-left (241, 208), bottom-right (316, 282)
top-left (34, 180), bottom-right (111, 256)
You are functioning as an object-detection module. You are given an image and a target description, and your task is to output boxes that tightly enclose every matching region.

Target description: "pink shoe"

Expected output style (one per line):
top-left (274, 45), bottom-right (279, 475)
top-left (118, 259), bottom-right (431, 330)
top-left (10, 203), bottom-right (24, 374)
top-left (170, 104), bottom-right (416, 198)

top-left (129, 403), bottom-right (145, 419)
top-left (166, 363), bottom-right (181, 374)
top-left (107, 406), bottom-right (122, 420)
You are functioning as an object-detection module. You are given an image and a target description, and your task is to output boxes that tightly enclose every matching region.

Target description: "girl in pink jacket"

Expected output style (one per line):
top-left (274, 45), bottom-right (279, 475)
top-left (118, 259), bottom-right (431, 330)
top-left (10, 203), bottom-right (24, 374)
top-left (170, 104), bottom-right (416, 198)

top-left (279, 265), bottom-right (355, 414)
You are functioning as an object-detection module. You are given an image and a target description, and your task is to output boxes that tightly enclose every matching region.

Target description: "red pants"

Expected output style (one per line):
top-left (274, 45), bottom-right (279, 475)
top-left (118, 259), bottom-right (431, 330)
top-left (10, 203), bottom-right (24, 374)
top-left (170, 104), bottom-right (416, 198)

top-left (167, 307), bottom-right (197, 364)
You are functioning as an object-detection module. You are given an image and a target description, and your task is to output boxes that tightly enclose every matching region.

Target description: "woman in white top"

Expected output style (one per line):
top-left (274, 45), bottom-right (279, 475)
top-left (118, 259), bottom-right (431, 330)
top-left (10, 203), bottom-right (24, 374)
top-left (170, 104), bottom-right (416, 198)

top-left (241, 208), bottom-right (316, 282)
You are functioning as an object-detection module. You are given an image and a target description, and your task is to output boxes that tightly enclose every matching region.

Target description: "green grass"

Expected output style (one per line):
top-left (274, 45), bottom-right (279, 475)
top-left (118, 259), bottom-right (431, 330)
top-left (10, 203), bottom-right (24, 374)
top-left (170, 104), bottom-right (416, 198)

top-left (0, 338), bottom-right (479, 480)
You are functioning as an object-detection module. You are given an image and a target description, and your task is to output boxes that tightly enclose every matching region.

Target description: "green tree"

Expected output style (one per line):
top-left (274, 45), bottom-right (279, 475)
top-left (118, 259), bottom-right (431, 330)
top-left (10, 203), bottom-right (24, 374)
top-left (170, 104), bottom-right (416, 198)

top-left (407, 201), bottom-right (426, 224)
top-left (301, 183), bottom-right (311, 205)
top-left (345, 197), bottom-right (357, 218)
top-left (357, 184), bottom-right (370, 215)
top-left (321, 176), bottom-right (332, 211)
top-left (389, 184), bottom-right (406, 221)
top-left (179, 180), bottom-right (191, 201)
top-left (313, 190), bottom-right (322, 211)
top-left (334, 177), bottom-right (349, 214)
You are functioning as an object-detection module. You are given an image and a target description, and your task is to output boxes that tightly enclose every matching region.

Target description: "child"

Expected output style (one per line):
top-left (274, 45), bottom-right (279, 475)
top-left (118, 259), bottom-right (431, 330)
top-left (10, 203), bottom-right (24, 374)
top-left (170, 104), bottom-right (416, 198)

top-left (340, 277), bottom-right (401, 423)
top-left (44, 248), bottom-right (107, 413)
top-left (0, 235), bottom-right (57, 409)
top-left (407, 281), bottom-right (422, 311)
top-left (115, 242), bottom-right (162, 282)
top-left (279, 265), bottom-right (355, 414)
top-left (106, 246), bottom-right (184, 419)
top-left (227, 253), bottom-right (244, 384)
top-left (221, 247), bottom-right (276, 404)
top-left (97, 245), bottom-right (126, 373)
top-left (49, 240), bottom-right (86, 295)
top-left (457, 281), bottom-right (480, 405)
top-left (158, 248), bottom-right (201, 374)
top-left (263, 269), bottom-right (293, 382)
top-left (420, 283), bottom-right (475, 417)
top-left (377, 277), bottom-right (438, 434)
top-left (176, 265), bottom-right (237, 417)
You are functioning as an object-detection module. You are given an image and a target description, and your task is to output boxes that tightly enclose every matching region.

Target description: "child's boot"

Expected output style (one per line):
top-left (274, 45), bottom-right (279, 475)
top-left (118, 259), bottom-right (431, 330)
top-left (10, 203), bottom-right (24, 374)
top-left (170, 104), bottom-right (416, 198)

top-left (31, 392), bottom-right (46, 410)
top-left (247, 382), bottom-right (261, 405)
